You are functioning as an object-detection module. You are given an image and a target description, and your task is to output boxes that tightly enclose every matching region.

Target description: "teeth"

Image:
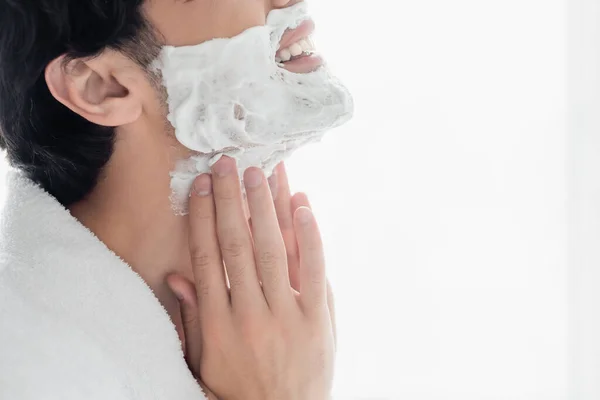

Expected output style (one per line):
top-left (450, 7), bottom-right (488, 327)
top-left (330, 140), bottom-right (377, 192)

top-left (299, 40), bottom-right (310, 52)
top-left (279, 48), bottom-right (292, 62)
top-left (289, 43), bottom-right (303, 57)
top-left (276, 36), bottom-right (315, 63)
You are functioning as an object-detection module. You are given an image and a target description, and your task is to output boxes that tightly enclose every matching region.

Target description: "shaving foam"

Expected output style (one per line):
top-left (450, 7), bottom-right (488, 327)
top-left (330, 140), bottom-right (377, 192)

top-left (152, 2), bottom-right (354, 214)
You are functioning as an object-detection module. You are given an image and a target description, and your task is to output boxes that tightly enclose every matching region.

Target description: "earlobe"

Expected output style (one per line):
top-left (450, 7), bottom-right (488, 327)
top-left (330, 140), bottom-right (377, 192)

top-left (45, 54), bottom-right (143, 127)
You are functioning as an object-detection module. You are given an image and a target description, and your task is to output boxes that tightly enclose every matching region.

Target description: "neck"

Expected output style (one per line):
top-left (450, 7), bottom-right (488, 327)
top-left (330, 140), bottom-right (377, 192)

top-left (69, 127), bottom-right (192, 336)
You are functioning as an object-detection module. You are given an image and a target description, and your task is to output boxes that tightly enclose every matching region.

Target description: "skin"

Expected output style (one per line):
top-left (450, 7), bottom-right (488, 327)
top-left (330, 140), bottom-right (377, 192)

top-left (42, 0), bottom-right (336, 398)
top-left (169, 158), bottom-right (336, 400)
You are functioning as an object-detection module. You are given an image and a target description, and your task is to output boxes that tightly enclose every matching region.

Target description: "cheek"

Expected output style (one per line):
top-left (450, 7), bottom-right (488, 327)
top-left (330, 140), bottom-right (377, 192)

top-left (147, 0), bottom-right (267, 47)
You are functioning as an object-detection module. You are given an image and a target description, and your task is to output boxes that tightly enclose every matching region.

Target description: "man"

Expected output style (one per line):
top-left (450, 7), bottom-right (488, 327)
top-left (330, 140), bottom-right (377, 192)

top-left (0, 1), bottom-right (338, 399)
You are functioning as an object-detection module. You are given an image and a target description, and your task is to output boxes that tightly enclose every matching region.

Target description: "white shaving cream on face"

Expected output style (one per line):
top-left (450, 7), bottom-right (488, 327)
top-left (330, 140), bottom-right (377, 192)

top-left (153, 2), bottom-right (354, 214)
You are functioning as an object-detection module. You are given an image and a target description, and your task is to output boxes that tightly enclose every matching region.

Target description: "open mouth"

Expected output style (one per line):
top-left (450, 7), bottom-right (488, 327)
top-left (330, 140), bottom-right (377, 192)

top-left (275, 36), bottom-right (316, 63)
top-left (275, 19), bottom-right (323, 73)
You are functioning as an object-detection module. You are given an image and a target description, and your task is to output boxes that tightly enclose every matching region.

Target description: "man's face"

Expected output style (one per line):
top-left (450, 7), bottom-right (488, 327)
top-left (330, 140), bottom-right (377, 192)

top-left (138, 0), bottom-right (309, 217)
top-left (135, 0), bottom-right (352, 216)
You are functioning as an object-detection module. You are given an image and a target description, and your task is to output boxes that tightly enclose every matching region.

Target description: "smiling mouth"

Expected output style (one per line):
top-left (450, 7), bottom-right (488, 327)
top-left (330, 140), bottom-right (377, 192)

top-left (275, 19), bottom-right (324, 73)
top-left (275, 36), bottom-right (316, 63)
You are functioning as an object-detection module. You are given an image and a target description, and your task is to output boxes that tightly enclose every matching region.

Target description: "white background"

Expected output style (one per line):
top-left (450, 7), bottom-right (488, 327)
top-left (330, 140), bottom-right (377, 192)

top-left (291, 0), bottom-right (568, 399)
top-left (569, 0), bottom-right (600, 399)
top-left (0, 0), bottom-right (590, 399)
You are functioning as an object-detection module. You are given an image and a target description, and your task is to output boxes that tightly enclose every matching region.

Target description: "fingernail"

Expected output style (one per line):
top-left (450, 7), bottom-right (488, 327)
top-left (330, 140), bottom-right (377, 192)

top-left (244, 168), bottom-right (263, 189)
top-left (268, 171), bottom-right (278, 200)
top-left (297, 207), bottom-right (313, 225)
top-left (212, 156), bottom-right (234, 177)
top-left (193, 174), bottom-right (212, 197)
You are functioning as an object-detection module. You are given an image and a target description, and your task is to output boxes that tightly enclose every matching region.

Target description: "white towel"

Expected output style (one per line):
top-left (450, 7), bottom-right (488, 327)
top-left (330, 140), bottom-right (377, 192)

top-left (0, 170), bottom-right (206, 400)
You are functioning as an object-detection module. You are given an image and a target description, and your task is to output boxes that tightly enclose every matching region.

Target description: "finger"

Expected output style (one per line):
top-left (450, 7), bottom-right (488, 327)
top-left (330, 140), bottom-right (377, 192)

top-left (167, 274), bottom-right (203, 377)
top-left (273, 163), bottom-right (294, 232)
top-left (267, 169), bottom-right (279, 201)
top-left (288, 192), bottom-right (313, 291)
top-left (211, 156), bottom-right (264, 307)
top-left (327, 280), bottom-right (337, 350)
top-left (273, 164), bottom-right (301, 291)
top-left (242, 191), bottom-right (251, 222)
top-left (244, 167), bottom-right (293, 309)
top-left (291, 192), bottom-right (312, 213)
top-left (294, 207), bottom-right (327, 313)
top-left (189, 174), bottom-right (229, 313)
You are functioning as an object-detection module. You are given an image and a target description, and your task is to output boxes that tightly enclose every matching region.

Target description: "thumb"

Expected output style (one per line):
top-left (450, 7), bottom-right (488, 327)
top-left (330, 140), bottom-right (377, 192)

top-left (167, 274), bottom-right (203, 378)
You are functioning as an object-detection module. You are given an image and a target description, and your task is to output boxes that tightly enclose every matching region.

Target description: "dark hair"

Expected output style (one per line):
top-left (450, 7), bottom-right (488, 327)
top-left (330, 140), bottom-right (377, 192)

top-left (0, 0), bottom-right (161, 206)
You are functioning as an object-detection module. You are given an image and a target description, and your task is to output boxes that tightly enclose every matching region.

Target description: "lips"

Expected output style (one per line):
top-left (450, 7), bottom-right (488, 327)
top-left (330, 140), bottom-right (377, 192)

top-left (274, 18), bottom-right (324, 73)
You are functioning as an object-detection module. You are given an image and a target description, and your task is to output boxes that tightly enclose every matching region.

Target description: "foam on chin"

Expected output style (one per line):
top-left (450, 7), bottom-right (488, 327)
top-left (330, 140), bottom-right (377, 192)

top-left (152, 2), bottom-right (354, 215)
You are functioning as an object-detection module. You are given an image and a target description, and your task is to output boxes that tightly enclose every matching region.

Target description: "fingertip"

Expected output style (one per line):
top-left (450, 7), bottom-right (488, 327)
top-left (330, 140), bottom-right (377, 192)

top-left (166, 273), bottom-right (183, 291)
top-left (166, 274), bottom-right (197, 306)
top-left (172, 288), bottom-right (185, 302)
top-left (291, 192), bottom-right (311, 211)
top-left (167, 282), bottom-right (185, 303)
top-left (212, 155), bottom-right (237, 178)
top-left (294, 206), bottom-right (314, 226)
top-left (276, 162), bottom-right (288, 180)
top-left (243, 167), bottom-right (265, 190)
top-left (191, 174), bottom-right (213, 198)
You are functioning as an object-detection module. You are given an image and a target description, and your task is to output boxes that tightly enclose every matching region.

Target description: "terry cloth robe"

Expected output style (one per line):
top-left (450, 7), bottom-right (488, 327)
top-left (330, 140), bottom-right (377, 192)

top-left (0, 170), bottom-right (207, 400)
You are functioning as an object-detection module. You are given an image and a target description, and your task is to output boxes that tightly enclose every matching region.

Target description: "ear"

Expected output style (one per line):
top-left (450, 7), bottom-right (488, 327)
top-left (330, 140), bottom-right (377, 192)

top-left (45, 53), bottom-right (143, 127)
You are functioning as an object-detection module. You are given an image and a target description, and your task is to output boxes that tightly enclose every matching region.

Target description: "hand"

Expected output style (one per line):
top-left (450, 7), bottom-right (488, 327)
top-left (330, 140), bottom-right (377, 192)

top-left (167, 157), bottom-right (336, 400)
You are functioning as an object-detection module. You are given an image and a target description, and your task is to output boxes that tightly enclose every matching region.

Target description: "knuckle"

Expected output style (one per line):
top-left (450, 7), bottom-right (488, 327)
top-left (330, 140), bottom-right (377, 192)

top-left (309, 269), bottom-right (325, 286)
top-left (191, 250), bottom-right (212, 268)
top-left (227, 263), bottom-right (248, 289)
top-left (195, 277), bottom-right (211, 297)
top-left (221, 237), bottom-right (246, 259)
top-left (190, 250), bottom-right (218, 297)
top-left (259, 250), bottom-right (279, 266)
top-left (259, 250), bottom-right (285, 285)
top-left (259, 250), bottom-right (283, 271)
